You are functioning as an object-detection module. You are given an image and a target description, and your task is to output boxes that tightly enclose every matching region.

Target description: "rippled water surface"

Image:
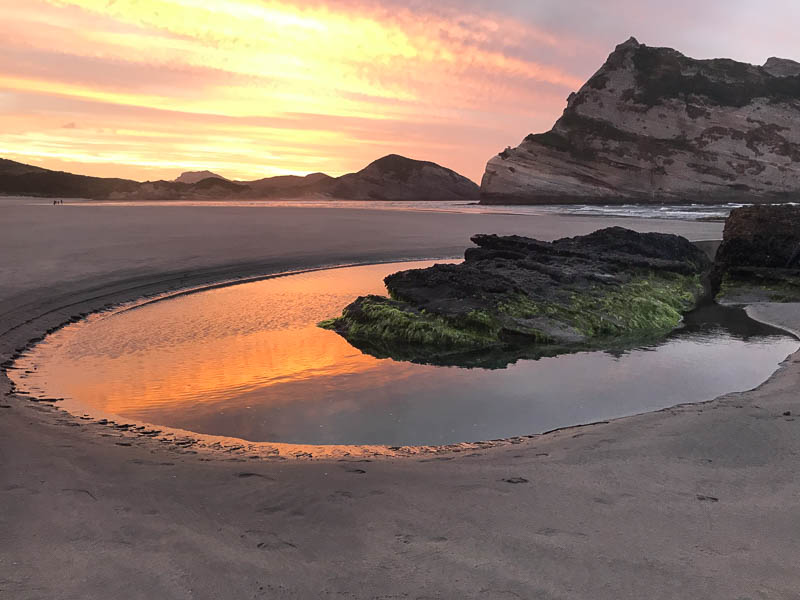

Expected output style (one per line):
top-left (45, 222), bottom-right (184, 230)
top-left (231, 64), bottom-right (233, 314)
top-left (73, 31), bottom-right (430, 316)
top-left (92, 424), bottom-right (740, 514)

top-left (25, 197), bottom-right (743, 221)
top-left (13, 261), bottom-right (798, 446)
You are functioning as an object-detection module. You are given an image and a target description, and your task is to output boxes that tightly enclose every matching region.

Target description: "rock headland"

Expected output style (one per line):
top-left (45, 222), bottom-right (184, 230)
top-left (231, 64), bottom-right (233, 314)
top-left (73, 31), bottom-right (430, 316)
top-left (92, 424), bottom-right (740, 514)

top-left (481, 38), bottom-right (800, 204)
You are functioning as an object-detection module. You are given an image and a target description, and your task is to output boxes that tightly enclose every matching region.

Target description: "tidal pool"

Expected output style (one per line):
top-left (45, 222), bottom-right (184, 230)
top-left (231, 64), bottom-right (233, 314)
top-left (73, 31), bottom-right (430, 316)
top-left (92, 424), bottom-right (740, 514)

top-left (12, 260), bottom-right (799, 446)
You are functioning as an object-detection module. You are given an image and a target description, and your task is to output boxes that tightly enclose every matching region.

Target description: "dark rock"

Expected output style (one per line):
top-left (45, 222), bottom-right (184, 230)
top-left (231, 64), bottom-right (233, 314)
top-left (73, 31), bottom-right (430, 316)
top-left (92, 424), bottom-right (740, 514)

top-left (764, 57), bottom-right (800, 78)
top-left (322, 227), bottom-right (710, 367)
top-left (713, 205), bottom-right (800, 301)
top-left (716, 205), bottom-right (800, 268)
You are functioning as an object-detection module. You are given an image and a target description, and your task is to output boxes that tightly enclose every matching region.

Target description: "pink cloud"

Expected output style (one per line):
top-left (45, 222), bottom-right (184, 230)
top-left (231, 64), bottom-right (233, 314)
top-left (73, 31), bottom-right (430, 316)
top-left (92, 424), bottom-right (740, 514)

top-left (1, 0), bottom-right (797, 183)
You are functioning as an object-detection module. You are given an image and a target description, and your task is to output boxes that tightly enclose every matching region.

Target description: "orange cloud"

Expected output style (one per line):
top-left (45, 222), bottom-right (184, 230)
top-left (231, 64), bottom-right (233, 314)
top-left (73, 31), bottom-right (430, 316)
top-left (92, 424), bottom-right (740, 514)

top-left (0, 0), bottom-right (583, 181)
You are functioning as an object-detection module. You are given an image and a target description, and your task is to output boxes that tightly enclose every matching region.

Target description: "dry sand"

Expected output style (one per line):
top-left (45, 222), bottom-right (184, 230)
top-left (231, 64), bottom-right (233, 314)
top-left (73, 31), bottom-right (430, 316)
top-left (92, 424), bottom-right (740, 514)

top-left (2, 198), bottom-right (800, 599)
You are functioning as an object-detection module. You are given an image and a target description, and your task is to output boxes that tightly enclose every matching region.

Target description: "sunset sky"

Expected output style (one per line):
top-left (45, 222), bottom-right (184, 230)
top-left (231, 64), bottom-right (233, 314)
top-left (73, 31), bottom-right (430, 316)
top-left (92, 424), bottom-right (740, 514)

top-left (2, 1), bottom-right (799, 183)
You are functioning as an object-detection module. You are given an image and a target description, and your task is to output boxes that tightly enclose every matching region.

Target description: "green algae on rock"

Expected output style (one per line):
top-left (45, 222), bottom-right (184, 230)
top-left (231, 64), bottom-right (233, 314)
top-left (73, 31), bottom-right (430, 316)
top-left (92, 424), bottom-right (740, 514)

top-left (321, 227), bottom-right (710, 366)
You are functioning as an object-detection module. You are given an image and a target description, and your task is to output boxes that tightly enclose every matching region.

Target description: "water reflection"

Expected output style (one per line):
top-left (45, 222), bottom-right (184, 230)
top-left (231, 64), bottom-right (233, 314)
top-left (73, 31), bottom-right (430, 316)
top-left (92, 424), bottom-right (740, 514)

top-left (13, 261), bottom-right (798, 446)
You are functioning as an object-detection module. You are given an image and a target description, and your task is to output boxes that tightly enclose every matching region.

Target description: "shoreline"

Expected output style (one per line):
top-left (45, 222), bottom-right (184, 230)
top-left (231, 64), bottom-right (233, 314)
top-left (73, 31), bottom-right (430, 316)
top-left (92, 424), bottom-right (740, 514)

top-left (4, 284), bottom-right (800, 597)
top-left (8, 254), bottom-right (796, 460)
top-left (0, 256), bottom-right (641, 460)
top-left (2, 195), bottom-right (734, 222)
top-left (4, 205), bottom-right (798, 599)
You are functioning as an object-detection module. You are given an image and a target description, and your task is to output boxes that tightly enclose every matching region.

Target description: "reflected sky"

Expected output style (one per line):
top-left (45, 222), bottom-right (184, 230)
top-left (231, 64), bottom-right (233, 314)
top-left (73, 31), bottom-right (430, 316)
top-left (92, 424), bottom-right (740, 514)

top-left (13, 261), bottom-right (798, 446)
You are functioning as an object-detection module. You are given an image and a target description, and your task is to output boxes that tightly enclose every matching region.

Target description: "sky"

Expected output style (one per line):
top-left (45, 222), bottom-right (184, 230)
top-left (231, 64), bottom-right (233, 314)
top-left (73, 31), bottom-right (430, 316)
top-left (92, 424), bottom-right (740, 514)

top-left (1, 1), bottom-right (799, 183)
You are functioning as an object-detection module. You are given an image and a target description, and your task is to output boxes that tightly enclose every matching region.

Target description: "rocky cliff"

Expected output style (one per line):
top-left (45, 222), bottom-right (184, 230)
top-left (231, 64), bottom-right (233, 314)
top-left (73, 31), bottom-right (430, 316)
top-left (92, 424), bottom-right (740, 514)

top-left (481, 38), bottom-right (800, 204)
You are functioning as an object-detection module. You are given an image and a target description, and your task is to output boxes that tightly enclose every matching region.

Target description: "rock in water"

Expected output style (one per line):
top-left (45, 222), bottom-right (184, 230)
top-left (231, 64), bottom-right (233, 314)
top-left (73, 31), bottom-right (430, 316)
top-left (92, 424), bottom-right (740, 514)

top-left (714, 205), bottom-right (800, 301)
top-left (321, 227), bottom-right (710, 366)
top-left (481, 37), bottom-right (800, 205)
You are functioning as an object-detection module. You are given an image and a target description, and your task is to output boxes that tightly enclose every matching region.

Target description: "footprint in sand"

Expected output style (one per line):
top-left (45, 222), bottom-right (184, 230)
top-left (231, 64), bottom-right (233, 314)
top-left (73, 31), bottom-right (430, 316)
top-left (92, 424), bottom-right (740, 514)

top-left (502, 477), bottom-right (529, 484)
top-left (236, 472), bottom-right (273, 480)
top-left (696, 494), bottom-right (719, 503)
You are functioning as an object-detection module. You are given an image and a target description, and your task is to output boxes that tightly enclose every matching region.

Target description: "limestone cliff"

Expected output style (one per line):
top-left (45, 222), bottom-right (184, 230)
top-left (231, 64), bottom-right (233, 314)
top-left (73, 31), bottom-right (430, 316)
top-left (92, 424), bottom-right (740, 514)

top-left (481, 38), bottom-right (800, 204)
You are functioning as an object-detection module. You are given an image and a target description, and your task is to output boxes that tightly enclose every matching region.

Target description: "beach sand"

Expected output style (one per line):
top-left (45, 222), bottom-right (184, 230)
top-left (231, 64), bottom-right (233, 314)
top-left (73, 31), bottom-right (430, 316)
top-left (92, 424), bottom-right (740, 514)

top-left (2, 199), bottom-right (800, 599)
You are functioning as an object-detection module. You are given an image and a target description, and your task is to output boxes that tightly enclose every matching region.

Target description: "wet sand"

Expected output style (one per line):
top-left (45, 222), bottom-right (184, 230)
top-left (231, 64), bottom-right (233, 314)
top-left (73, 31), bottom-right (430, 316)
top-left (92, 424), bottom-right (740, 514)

top-left (3, 199), bottom-right (800, 599)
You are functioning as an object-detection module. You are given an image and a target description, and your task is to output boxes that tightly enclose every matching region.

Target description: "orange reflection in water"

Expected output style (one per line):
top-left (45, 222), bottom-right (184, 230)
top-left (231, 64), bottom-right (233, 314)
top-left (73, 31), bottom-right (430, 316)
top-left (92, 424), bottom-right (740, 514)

top-left (19, 261), bottom-right (453, 421)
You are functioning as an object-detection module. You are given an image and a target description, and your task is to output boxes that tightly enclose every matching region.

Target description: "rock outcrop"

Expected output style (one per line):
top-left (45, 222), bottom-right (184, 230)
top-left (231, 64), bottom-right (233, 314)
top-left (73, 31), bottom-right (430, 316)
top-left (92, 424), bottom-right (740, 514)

top-left (322, 227), bottom-right (710, 366)
top-left (481, 37), bottom-right (800, 204)
top-left (713, 205), bottom-right (800, 301)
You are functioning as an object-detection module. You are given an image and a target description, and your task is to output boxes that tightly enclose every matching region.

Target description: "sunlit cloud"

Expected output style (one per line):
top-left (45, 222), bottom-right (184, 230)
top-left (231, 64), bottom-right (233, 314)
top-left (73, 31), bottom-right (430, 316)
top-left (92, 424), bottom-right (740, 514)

top-left (0, 0), bottom-right (585, 181)
top-left (2, 0), bottom-right (796, 182)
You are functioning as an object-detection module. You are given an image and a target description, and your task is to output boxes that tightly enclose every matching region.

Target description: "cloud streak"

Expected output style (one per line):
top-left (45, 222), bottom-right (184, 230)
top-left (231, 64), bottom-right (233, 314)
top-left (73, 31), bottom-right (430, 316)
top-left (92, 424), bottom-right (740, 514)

top-left (1, 0), bottom-right (798, 182)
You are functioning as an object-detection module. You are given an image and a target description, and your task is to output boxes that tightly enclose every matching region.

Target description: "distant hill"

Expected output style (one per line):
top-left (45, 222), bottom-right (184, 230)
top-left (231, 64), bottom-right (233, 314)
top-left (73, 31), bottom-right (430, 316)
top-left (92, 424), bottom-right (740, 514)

top-left (118, 177), bottom-right (250, 200)
top-left (175, 170), bottom-right (228, 184)
top-left (244, 172), bottom-right (334, 197)
top-left (0, 158), bottom-right (139, 199)
top-left (0, 158), bottom-right (49, 176)
top-left (238, 156), bottom-right (479, 200)
top-left (0, 159), bottom-right (247, 200)
top-left (0, 155), bottom-right (479, 201)
top-left (328, 154), bottom-right (479, 200)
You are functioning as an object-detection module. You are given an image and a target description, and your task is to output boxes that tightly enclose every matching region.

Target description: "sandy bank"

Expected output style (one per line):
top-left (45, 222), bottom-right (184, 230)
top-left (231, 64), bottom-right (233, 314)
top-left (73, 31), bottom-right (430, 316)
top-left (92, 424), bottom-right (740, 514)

top-left (3, 200), bottom-right (800, 599)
